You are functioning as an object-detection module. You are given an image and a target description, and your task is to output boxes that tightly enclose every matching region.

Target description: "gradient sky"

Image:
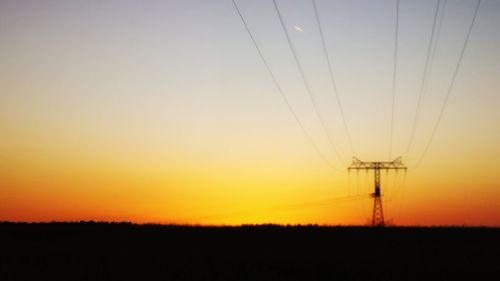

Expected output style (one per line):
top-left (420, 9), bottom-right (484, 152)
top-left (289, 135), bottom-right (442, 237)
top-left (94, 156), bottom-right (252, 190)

top-left (1, 0), bottom-right (499, 226)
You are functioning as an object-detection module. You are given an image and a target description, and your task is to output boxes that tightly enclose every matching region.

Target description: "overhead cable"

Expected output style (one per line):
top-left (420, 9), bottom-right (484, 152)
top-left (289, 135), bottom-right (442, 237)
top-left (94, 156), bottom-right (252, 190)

top-left (312, 0), bottom-right (356, 157)
top-left (414, 0), bottom-right (481, 168)
top-left (272, 0), bottom-right (346, 166)
top-left (405, 0), bottom-right (442, 161)
top-left (388, 0), bottom-right (400, 159)
top-left (231, 0), bottom-right (341, 171)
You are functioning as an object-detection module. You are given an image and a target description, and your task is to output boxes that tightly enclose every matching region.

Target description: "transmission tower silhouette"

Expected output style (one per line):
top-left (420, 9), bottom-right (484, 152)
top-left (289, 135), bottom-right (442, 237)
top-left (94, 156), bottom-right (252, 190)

top-left (348, 157), bottom-right (407, 226)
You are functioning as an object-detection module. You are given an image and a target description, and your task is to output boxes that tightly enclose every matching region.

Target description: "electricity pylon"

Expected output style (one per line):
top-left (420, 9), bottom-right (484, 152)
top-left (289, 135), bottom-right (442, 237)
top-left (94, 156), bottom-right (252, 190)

top-left (348, 157), bottom-right (407, 226)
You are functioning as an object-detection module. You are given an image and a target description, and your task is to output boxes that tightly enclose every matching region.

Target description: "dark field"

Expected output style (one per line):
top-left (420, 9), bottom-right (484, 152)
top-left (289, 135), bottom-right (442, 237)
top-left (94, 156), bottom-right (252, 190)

top-left (1, 222), bottom-right (499, 280)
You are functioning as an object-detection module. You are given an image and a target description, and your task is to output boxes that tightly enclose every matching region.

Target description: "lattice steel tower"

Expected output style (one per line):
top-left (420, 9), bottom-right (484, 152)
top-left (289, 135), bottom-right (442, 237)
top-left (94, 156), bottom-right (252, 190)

top-left (348, 157), bottom-right (407, 226)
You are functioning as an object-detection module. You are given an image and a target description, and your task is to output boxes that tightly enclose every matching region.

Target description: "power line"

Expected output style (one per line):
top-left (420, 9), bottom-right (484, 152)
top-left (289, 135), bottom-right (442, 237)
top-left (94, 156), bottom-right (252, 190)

top-left (272, 0), bottom-right (346, 166)
top-left (421, 0), bottom-right (448, 103)
top-left (172, 193), bottom-right (370, 223)
top-left (388, 0), bottom-right (400, 160)
top-left (393, 1), bottom-right (448, 222)
top-left (311, 0), bottom-right (356, 157)
top-left (231, 0), bottom-right (340, 171)
top-left (396, 170), bottom-right (408, 223)
top-left (413, 0), bottom-right (481, 169)
top-left (404, 0), bottom-right (442, 161)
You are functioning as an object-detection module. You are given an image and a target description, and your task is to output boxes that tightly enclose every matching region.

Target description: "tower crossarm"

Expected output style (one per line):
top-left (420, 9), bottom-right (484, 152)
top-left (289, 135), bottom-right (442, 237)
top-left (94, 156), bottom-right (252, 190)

top-left (347, 157), bottom-right (407, 171)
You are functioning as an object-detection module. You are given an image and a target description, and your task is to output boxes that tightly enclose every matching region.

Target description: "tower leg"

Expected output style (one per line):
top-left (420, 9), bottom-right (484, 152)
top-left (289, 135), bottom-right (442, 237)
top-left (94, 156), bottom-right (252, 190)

top-left (372, 196), bottom-right (384, 226)
top-left (372, 168), bottom-right (384, 226)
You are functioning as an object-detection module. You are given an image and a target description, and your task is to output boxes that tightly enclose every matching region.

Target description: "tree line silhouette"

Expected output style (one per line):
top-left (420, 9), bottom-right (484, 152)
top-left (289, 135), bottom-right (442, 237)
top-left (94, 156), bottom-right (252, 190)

top-left (1, 222), bottom-right (499, 280)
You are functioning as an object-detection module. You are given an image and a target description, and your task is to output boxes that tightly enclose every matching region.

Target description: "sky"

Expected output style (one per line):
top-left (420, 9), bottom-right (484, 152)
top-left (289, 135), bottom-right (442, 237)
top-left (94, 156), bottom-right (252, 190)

top-left (1, 0), bottom-right (499, 226)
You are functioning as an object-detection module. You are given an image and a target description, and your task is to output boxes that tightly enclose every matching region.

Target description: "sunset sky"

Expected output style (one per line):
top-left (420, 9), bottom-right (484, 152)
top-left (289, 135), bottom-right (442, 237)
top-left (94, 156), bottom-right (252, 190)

top-left (1, 0), bottom-right (499, 226)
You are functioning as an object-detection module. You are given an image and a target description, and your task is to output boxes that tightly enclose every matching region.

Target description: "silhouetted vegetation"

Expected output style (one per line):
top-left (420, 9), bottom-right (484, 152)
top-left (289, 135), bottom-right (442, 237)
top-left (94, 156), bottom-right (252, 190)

top-left (1, 222), bottom-right (499, 280)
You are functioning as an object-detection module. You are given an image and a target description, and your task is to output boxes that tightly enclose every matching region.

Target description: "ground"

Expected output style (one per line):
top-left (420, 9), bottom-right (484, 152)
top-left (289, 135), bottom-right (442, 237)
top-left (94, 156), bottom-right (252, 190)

top-left (1, 222), bottom-right (499, 280)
